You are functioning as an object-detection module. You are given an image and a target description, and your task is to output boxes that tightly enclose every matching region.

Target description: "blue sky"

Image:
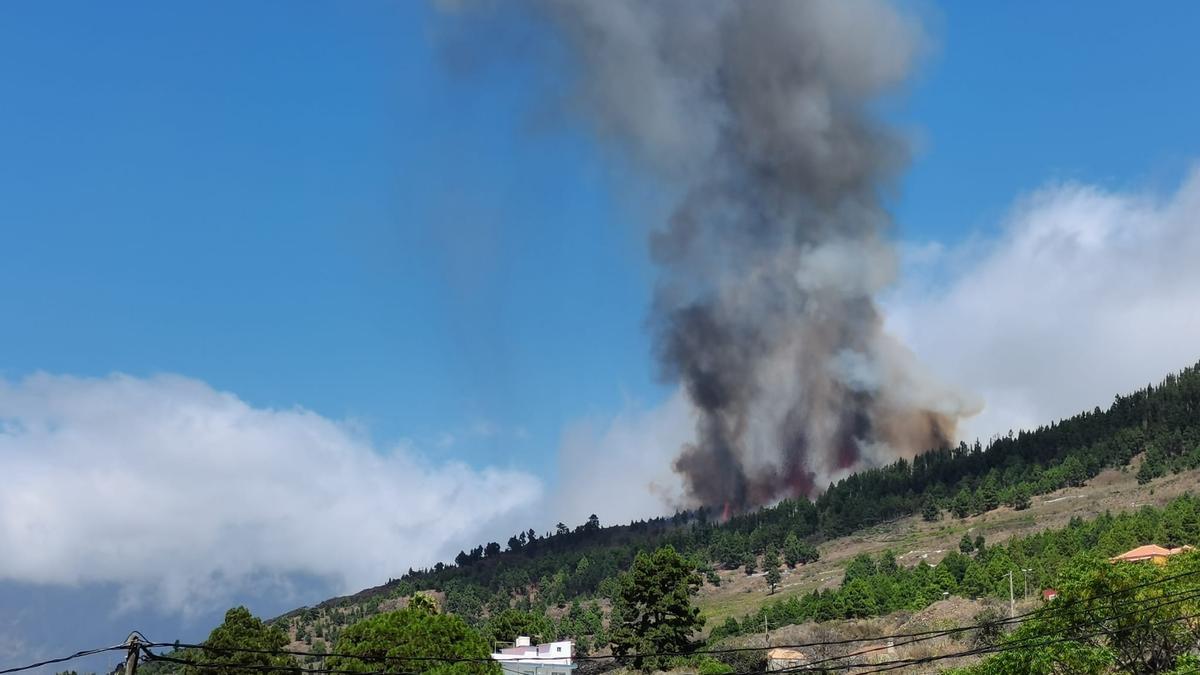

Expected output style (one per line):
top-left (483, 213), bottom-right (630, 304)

top-left (3, 0), bottom-right (1200, 665)
top-left (3, 1), bottom-right (1199, 472)
top-left (0, 1), bottom-right (660, 469)
top-left (893, 1), bottom-right (1200, 239)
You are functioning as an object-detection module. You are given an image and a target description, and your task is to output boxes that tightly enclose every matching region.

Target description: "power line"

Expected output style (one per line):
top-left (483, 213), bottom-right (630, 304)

top-left (9, 587), bottom-right (1192, 675)
top-left (138, 594), bottom-right (1200, 675)
top-left (688, 563), bottom-right (1200, 664)
top-left (0, 645), bottom-right (129, 675)
top-left (140, 650), bottom-right (421, 675)
top-left (838, 585), bottom-right (1200, 670)
top-left (798, 584), bottom-right (1200, 673)
top-left (18, 564), bottom-right (1200, 675)
top-left (148, 566), bottom-right (1200, 669)
top-left (152, 584), bottom-right (1200, 672)
top-left (753, 587), bottom-right (1200, 674)
top-left (844, 606), bottom-right (1200, 675)
top-left (713, 579), bottom-right (1200, 674)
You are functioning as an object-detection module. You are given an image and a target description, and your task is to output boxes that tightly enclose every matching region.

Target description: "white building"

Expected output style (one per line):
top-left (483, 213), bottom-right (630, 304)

top-left (490, 636), bottom-right (575, 675)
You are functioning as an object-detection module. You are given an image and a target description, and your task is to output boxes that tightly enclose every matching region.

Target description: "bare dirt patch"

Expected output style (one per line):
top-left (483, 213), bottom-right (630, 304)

top-left (697, 461), bottom-right (1200, 626)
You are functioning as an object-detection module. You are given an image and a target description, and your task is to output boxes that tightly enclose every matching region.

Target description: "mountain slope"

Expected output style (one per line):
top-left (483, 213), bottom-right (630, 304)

top-left (272, 360), bottom-right (1200, 652)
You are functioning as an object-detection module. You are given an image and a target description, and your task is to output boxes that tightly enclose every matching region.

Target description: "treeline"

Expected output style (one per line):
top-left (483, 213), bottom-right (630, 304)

top-left (818, 362), bottom-right (1200, 535)
top-left (172, 359), bottom-right (1200, 674)
top-left (411, 363), bottom-right (1196, 586)
top-left (149, 545), bottom-right (725, 675)
top-left (153, 495), bottom-right (1200, 675)
top-left (712, 493), bottom-right (1200, 639)
top-left (282, 362), bottom-right (1200, 643)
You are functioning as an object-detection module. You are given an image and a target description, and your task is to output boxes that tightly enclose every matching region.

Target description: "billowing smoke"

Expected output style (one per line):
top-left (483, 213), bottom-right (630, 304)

top-left (441, 0), bottom-right (978, 512)
top-left (536, 0), bottom-right (977, 512)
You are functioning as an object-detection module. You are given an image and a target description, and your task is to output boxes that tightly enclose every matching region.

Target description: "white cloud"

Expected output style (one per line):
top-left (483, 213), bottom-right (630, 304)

top-left (0, 373), bottom-right (542, 614)
top-left (888, 166), bottom-right (1200, 442)
top-left (551, 390), bottom-right (693, 527)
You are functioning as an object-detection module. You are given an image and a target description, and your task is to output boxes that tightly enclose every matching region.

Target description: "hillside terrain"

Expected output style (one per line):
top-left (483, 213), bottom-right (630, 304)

top-left (257, 361), bottom-right (1200, 669)
top-left (697, 454), bottom-right (1200, 625)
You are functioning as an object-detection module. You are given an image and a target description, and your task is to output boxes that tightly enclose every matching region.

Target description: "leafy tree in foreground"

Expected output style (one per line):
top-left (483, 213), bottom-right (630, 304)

top-left (610, 545), bottom-right (704, 672)
top-left (328, 606), bottom-right (497, 675)
top-left (184, 607), bottom-right (296, 675)
top-left (966, 553), bottom-right (1200, 674)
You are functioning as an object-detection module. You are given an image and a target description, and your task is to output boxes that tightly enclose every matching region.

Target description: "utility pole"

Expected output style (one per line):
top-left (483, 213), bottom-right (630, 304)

top-left (1007, 571), bottom-right (1015, 618)
top-left (1021, 568), bottom-right (1032, 601)
top-left (123, 632), bottom-right (142, 675)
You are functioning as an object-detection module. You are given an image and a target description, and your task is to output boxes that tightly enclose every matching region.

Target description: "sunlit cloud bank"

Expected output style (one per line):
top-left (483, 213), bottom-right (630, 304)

top-left (888, 166), bottom-right (1200, 442)
top-left (0, 373), bottom-right (541, 614)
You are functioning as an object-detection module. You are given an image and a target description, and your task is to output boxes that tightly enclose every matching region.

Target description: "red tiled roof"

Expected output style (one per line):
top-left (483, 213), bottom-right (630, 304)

top-left (1110, 545), bottom-right (1173, 562)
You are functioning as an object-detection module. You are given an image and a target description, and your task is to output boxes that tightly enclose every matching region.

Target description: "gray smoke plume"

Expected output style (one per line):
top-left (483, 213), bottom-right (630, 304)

top-left (441, 0), bottom-right (978, 512)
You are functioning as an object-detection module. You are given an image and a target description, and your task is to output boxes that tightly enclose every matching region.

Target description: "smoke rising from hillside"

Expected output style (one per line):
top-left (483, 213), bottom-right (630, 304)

top-left (438, 0), bottom-right (978, 512)
top-left (531, 0), bottom-right (977, 512)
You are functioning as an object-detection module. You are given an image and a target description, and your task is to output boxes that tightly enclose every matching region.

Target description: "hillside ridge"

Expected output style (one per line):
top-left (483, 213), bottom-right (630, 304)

top-left (271, 360), bottom-right (1200, 653)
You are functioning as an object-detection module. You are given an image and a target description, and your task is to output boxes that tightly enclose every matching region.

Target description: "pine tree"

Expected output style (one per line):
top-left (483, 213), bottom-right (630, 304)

top-left (764, 545), bottom-right (782, 594)
top-left (766, 565), bottom-right (782, 595)
top-left (610, 546), bottom-right (704, 672)
top-left (184, 607), bottom-right (297, 675)
top-left (764, 544), bottom-right (780, 570)
top-left (783, 532), bottom-right (802, 568)
top-left (328, 606), bottom-right (496, 675)
top-left (952, 489), bottom-right (973, 519)
top-left (922, 499), bottom-right (941, 522)
top-left (1012, 483), bottom-right (1032, 510)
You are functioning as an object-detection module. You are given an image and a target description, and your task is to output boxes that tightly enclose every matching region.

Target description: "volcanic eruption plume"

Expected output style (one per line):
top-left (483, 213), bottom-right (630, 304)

top-left (531, 0), bottom-right (978, 513)
top-left (441, 0), bottom-right (979, 513)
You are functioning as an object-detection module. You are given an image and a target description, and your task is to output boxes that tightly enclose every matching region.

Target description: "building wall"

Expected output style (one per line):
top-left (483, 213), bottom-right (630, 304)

top-left (495, 663), bottom-right (574, 675)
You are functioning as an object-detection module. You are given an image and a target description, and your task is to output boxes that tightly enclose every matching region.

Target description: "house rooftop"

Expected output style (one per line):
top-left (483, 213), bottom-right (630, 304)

top-left (1110, 544), bottom-right (1194, 563)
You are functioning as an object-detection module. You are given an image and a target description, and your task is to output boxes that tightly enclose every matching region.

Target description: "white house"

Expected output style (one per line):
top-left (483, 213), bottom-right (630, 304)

top-left (490, 636), bottom-right (575, 675)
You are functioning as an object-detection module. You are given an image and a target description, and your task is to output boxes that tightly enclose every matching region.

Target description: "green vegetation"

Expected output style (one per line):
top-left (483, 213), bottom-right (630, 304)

top-left (480, 608), bottom-right (553, 646)
top-left (386, 362), bottom-right (1199, 629)
top-left (764, 546), bottom-right (782, 594)
top-left (963, 552), bottom-right (1200, 674)
top-left (610, 546), bottom-right (705, 672)
top-left (163, 491), bottom-right (1200, 675)
top-left (711, 493), bottom-right (1200, 640)
top-left (233, 361), bottom-right (1199, 669)
top-left (327, 604), bottom-right (497, 675)
top-left (166, 607), bottom-right (296, 675)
